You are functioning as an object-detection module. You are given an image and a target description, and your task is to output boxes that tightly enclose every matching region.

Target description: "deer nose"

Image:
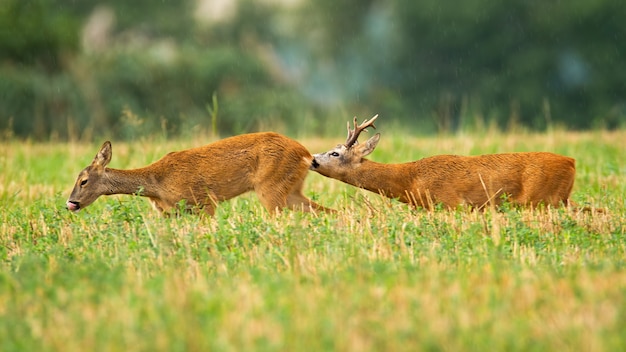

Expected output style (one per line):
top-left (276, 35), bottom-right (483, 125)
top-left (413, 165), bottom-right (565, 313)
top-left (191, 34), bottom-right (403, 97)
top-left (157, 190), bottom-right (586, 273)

top-left (66, 201), bottom-right (80, 211)
top-left (311, 158), bottom-right (320, 169)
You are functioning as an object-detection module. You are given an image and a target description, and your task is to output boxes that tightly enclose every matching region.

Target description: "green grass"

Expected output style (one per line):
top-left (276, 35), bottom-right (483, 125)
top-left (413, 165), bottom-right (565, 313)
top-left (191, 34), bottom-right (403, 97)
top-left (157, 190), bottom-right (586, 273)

top-left (1, 129), bottom-right (625, 351)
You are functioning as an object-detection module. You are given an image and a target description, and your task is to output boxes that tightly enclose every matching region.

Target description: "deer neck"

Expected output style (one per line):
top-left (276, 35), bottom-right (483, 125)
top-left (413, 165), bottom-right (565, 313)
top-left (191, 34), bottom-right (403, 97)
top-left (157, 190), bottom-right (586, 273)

top-left (343, 159), bottom-right (411, 199)
top-left (104, 167), bottom-right (161, 197)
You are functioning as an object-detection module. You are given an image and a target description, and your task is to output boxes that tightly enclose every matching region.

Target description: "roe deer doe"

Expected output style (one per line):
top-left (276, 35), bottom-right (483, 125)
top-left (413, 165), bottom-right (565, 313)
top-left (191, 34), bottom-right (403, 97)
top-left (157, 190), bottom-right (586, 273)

top-left (310, 115), bottom-right (576, 210)
top-left (66, 133), bottom-right (333, 216)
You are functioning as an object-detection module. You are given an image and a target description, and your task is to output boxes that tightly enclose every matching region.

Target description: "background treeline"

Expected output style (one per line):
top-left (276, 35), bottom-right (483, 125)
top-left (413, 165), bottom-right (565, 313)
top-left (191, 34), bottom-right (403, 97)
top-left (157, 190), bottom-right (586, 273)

top-left (1, 0), bottom-right (625, 140)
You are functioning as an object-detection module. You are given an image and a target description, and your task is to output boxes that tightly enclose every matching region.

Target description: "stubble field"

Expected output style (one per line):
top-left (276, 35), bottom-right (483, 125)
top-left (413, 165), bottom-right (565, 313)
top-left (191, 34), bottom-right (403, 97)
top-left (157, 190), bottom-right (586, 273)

top-left (1, 128), bottom-right (625, 351)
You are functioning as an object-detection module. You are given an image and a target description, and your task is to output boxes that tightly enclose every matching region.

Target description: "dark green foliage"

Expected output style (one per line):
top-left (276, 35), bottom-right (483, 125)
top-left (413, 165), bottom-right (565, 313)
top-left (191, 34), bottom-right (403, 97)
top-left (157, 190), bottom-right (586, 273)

top-left (1, 0), bottom-right (626, 139)
top-left (388, 0), bottom-right (626, 130)
top-left (0, 0), bottom-right (80, 70)
top-left (0, 47), bottom-right (310, 139)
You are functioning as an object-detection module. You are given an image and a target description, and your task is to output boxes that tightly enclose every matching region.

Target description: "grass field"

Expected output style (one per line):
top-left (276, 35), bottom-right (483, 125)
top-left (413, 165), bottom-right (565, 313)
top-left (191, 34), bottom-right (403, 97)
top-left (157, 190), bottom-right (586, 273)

top-left (1, 129), bottom-right (625, 351)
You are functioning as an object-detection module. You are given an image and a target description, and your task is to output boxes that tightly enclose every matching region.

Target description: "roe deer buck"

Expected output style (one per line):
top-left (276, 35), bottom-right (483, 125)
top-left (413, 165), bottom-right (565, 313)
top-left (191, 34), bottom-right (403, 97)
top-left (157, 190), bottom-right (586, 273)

top-left (310, 115), bottom-right (576, 210)
top-left (66, 133), bottom-right (333, 216)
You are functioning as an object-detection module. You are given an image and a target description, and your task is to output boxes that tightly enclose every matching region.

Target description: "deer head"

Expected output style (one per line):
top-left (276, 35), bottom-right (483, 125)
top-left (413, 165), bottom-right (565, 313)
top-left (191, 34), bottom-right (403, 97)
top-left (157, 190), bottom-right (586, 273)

top-left (66, 141), bottom-right (113, 211)
top-left (310, 115), bottom-right (380, 177)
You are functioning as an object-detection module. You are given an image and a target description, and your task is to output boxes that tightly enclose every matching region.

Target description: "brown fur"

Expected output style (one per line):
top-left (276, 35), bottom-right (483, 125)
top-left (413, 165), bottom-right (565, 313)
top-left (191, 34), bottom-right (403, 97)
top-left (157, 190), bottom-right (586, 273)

top-left (67, 132), bottom-right (333, 216)
top-left (311, 133), bottom-right (576, 210)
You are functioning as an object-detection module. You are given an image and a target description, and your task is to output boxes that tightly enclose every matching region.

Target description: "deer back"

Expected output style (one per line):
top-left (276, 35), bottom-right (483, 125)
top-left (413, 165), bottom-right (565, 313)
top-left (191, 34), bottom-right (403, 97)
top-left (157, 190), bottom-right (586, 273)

top-left (402, 152), bottom-right (575, 208)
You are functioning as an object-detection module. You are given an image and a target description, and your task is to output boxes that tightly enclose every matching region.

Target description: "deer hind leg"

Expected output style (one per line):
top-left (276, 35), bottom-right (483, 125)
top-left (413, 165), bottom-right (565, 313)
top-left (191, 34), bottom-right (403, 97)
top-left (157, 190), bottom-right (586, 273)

top-left (255, 178), bottom-right (333, 214)
top-left (285, 178), bottom-right (334, 214)
top-left (254, 156), bottom-right (333, 214)
top-left (286, 190), bottom-right (334, 213)
top-left (254, 181), bottom-right (290, 214)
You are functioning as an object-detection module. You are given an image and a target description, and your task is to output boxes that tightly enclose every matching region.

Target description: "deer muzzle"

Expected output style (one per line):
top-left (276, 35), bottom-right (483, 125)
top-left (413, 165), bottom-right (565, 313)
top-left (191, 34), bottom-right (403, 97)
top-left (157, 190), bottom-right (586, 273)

top-left (310, 157), bottom-right (320, 169)
top-left (66, 200), bottom-right (81, 211)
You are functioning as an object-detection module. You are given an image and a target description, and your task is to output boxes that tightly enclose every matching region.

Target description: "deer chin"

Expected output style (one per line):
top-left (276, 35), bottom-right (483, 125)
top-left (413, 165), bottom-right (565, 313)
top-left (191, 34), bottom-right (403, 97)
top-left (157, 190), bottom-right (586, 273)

top-left (66, 201), bottom-right (81, 211)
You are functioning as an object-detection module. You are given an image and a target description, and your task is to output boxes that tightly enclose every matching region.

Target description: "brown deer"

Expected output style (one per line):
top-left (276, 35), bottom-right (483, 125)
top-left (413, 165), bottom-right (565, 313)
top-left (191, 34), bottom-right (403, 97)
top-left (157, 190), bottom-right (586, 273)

top-left (66, 133), bottom-right (333, 216)
top-left (310, 115), bottom-right (576, 210)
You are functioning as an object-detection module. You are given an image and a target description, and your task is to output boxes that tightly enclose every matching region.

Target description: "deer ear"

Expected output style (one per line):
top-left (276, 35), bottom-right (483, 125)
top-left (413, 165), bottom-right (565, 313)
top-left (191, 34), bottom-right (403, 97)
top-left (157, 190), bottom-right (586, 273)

top-left (357, 133), bottom-right (380, 157)
top-left (93, 141), bottom-right (112, 168)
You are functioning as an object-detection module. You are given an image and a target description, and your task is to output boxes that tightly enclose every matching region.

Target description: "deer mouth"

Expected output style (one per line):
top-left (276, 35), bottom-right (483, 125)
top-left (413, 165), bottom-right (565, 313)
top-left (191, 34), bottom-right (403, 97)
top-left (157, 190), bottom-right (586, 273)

top-left (311, 158), bottom-right (320, 169)
top-left (66, 201), bottom-right (81, 211)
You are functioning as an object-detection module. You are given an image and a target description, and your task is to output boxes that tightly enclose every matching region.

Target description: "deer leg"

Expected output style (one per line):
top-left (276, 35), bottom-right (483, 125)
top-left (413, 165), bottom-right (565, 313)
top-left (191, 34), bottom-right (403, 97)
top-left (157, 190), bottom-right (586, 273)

top-left (148, 197), bottom-right (165, 213)
top-left (286, 191), bottom-right (334, 213)
top-left (254, 182), bottom-right (289, 214)
top-left (285, 179), bottom-right (334, 213)
top-left (199, 204), bottom-right (216, 217)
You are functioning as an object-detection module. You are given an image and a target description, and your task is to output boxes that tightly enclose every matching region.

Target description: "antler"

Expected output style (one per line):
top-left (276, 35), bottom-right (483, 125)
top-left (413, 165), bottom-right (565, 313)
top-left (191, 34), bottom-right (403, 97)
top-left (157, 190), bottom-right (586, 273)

top-left (345, 114), bottom-right (378, 148)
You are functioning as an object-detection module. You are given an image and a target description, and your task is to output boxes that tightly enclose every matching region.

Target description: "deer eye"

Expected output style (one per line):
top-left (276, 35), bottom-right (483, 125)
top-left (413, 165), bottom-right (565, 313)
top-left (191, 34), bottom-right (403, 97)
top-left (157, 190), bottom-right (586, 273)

top-left (80, 179), bottom-right (88, 186)
top-left (330, 152), bottom-right (340, 157)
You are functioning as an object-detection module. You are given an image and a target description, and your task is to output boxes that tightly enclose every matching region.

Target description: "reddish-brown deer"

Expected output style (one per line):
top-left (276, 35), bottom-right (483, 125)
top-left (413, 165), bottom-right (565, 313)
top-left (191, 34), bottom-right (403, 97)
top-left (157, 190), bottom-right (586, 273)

top-left (67, 132), bottom-right (333, 216)
top-left (310, 115), bottom-right (576, 210)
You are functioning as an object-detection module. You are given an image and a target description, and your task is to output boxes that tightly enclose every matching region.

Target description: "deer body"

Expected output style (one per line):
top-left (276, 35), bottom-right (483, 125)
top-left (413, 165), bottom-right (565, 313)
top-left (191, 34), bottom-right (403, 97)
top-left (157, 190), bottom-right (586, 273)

top-left (311, 115), bottom-right (576, 209)
top-left (67, 132), bottom-right (332, 216)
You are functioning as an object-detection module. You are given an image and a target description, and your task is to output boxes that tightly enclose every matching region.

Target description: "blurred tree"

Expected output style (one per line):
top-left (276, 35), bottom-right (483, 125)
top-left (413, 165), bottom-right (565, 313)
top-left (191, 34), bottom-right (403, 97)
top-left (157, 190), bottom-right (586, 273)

top-left (0, 0), bottom-right (80, 71)
top-left (387, 0), bottom-right (626, 130)
top-left (1, 0), bottom-right (625, 140)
